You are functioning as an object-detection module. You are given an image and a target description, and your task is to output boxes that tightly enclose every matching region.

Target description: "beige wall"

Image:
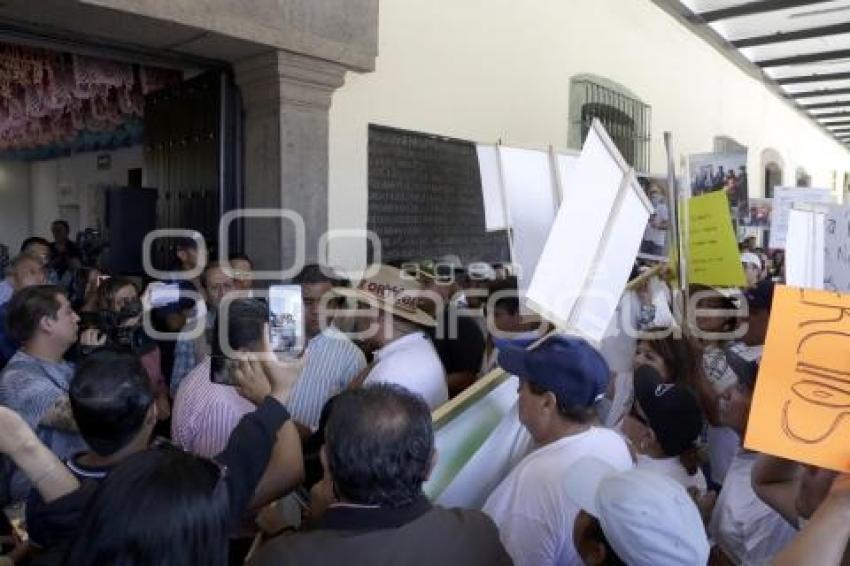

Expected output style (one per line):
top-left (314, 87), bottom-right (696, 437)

top-left (327, 0), bottom-right (850, 269)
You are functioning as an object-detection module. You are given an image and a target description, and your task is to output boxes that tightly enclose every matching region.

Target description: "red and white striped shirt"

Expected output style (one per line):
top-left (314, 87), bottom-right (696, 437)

top-left (171, 356), bottom-right (254, 458)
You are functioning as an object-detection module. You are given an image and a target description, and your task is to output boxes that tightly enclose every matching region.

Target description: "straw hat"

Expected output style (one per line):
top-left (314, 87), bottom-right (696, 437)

top-left (335, 265), bottom-right (436, 327)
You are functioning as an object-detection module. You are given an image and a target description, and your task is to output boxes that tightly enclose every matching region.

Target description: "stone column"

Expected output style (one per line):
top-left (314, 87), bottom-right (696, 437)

top-left (235, 50), bottom-right (347, 276)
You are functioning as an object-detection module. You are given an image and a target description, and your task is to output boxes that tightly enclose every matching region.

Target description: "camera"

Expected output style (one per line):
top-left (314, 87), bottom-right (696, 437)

top-left (80, 299), bottom-right (155, 356)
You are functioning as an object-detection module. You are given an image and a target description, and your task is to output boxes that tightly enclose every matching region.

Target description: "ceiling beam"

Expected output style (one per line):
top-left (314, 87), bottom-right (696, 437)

top-left (830, 128), bottom-right (850, 135)
top-left (822, 120), bottom-right (850, 127)
top-left (696, 0), bottom-right (833, 23)
top-left (756, 49), bottom-right (850, 68)
top-left (814, 111), bottom-right (850, 119)
top-left (731, 22), bottom-right (850, 48)
top-left (801, 100), bottom-right (850, 110)
top-left (789, 87), bottom-right (850, 98)
top-left (776, 72), bottom-right (850, 85)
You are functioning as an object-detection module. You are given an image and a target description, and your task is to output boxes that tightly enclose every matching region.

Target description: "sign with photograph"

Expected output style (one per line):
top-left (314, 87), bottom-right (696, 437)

top-left (637, 176), bottom-right (671, 262)
top-left (689, 151), bottom-right (749, 224)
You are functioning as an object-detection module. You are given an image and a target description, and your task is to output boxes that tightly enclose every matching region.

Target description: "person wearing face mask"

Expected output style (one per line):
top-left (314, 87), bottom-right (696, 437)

top-left (639, 183), bottom-right (669, 257)
top-left (621, 366), bottom-right (707, 495)
top-left (605, 333), bottom-right (697, 428)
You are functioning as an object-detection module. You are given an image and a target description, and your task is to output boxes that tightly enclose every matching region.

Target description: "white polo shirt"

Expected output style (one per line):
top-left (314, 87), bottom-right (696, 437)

top-left (483, 427), bottom-right (634, 566)
top-left (635, 453), bottom-right (707, 495)
top-left (364, 331), bottom-right (447, 410)
top-left (709, 450), bottom-right (797, 565)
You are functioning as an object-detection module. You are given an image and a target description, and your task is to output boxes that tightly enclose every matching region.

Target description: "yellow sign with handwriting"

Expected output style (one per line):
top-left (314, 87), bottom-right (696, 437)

top-left (687, 191), bottom-right (746, 287)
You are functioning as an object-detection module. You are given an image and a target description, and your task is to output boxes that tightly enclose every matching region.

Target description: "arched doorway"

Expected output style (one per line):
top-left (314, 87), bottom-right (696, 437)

top-left (760, 148), bottom-right (784, 198)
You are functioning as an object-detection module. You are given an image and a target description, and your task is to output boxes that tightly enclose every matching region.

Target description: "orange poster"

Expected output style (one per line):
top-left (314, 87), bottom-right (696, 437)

top-left (745, 285), bottom-right (850, 472)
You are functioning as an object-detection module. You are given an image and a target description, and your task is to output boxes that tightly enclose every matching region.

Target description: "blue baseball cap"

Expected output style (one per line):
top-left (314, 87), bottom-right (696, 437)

top-left (495, 335), bottom-right (609, 409)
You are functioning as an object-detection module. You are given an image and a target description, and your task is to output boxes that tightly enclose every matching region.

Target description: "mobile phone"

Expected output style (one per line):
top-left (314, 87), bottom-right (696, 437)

top-left (149, 282), bottom-right (180, 307)
top-left (268, 285), bottom-right (304, 356)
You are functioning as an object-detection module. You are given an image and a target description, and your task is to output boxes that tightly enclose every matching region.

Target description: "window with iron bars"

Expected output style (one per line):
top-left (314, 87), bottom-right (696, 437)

top-left (568, 77), bottom-right (651, 173)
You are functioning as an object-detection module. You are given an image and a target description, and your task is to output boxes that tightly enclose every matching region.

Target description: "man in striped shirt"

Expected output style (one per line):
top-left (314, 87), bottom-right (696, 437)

top-left (287, 265), bottom-right (366, 436)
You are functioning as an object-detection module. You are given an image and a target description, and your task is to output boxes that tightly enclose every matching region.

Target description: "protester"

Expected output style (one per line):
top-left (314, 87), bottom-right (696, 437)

top-left (68, 266), bottom-right (102, 314)
top-left (420, 260), bottom-right (485, 397)
top-left (337, 265), bottom-right (447, 409)
top-left (741, 252), bottom-right (762, 288)
top-left (483, 335), bottom-right (633, 566)
top-left (171, 260), bottom-right (235, 395)
top-left (566, 457), bottom-right (710, 566)
top-left (690, 284), bottom-right (745, 487)
top-left (286, 265), bottom-right (366, 435)
top-left (172, 298), bottom-right (300, 458)
top-left (25, 347), bottom-right (303, 564)
top-left (24, 349), bottom-right (159, 562)
top-left (480, 276), bottom-right (546, 375)
top-left (605, 332), bottom-right (697, 429)
top-left (228, 254), bottom-right (254, 291)
top-left (0, 254), bottom-right (49, 367)
top-left (48, 220), bottom-right (80, 284)
top-left (53, 340), bottom-right (302, 566)
top-left (709, 347), bottom-right (797, 564)
top-left (90, 277), bottom-right (170, 419)
top-left (620, 365), bottom-right (707, 494)
top-left (250, 384), bottom-right (511, 566)
top-left (0, 285), bottom-right (86, 501)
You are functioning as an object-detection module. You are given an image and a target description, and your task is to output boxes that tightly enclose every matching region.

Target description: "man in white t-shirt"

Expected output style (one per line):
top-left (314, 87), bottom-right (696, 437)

top-left (710, 347), bottom-right (797, 565)
top-left (337, 265), bottom-right (447, 410)
top-left (482, 335), bottom-right (633, 566)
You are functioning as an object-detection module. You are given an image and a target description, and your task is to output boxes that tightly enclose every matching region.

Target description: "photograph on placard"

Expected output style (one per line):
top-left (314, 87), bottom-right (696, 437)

top-left (637, 175), bottom-right (671, 262)
top-left (689, 151), bottom-right (748, 223)
top-left (741, 197), bottom-right (772, 227)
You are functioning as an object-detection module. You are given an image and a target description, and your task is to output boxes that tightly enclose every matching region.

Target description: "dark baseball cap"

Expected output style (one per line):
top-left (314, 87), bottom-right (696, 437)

top-left (496, 335), bottom-right (609, 409)
top-left (633, 366), bottom-right (703, 457)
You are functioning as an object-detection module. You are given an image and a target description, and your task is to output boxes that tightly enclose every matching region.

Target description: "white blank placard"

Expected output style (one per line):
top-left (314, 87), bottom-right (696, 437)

top-left (769, 187), bottom-right (833, 249)
top-left (554, 151), bottom-right (579, 204)
top-left (476, 144), bottom-right (508, 232)
top-left (785, 208), bottom-right (825, 289)
top-left (498, 146), bottom-right (558, 292)
top-left (526, 125), bottom-right (648, 342)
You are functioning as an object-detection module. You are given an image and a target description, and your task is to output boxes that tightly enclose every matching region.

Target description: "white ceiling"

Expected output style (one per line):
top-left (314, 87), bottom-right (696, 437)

top-left (677, 0), bottom-right (850, 144)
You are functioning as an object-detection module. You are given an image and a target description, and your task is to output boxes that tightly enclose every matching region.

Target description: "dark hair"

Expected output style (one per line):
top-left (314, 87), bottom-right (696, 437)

top-left (486, 276), bottom-right (520, 315)
top-left (51, 220), bottom-right (70, 232)
top-left (96, 277), bottom-right (138, 312)
top-left (527, 381), bottom-right (596, 423)
top-left (293, 263), bottom-right (349, 288)
top-left (640, 333), bottom-right (699, 389)
top-left (586, 514), bottom-right (627, 566)
top-left (201, 260), bottom-right (225, 288)
top-left (689, 284), bottom-right (739, 333)
top-left (19, 236), bottom-right (50, 253)
top-left (63, 447), bottom-right (229, 566)
top-left (678, 445), bottom-right (705, 476)
top-left (70, 349), bottom-right (154, 457)
top-left (6, 285), bottom-right (65, 344)
top-left (211, 299), bottom-right (268, 374)
top-left (325, 385), bottom-right (434, 508)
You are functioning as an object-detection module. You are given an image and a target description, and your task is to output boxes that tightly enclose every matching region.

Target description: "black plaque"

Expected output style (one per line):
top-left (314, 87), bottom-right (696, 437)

top-left (367, 124), bottom-right (509, 264)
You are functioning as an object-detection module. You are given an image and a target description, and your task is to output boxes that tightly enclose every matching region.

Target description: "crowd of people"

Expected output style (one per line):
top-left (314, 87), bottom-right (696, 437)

top-left (0, 224), bottom-right (848, 566)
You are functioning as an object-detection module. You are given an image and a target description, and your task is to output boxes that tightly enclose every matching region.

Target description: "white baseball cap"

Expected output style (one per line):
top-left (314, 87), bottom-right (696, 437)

top-left (565, 457), bottom-right (709, 566)
top-left (741, 252), bottom-right (762, 270)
